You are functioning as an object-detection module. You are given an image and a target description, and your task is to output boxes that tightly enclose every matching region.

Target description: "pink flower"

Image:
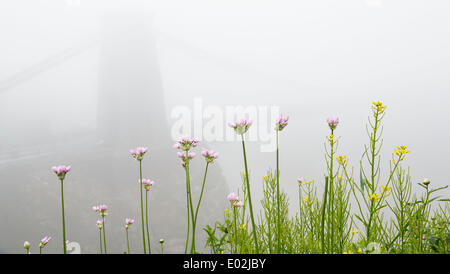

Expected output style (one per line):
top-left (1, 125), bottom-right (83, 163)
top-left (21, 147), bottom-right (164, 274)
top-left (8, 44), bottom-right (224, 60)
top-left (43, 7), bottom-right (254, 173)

top-left (227, 192), bottom-right (239, 201)
top-left (297, 177), bottom-right (305, 186)
top-left (125, 218), bottom-right (135, 228)
top-left (326, 117), bottom-right (339, 131)
top-left (201, 149), bottom-right (219, 164)
top-left (234, 200), bottom-right (244, 208)
top-left (141, 179), bottom-right (155, 191)
top-left (177, 151), bottom-right (196, 167)
top-left (96, 220), bottom-right (103, 230)
top-left (130, 147), bottom-right (148, 161)
top-left (275, 114), bottom-right (289, 131)
top-left (93, 204), bottom-right (108, 217)
top-left (228, 119), bottom-right (253, 135)
top-left (51, 165), bottom-right (71, 180)
top-left (173, 136), bottom-right (199, 151)
top-left (39, 236), bottom-right (51, 248)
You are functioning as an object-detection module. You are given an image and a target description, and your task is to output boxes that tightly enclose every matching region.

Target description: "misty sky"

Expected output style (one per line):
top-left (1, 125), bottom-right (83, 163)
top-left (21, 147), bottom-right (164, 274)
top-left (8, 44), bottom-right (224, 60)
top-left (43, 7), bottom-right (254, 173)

top-left (0, 0), bottom-right (449, 253)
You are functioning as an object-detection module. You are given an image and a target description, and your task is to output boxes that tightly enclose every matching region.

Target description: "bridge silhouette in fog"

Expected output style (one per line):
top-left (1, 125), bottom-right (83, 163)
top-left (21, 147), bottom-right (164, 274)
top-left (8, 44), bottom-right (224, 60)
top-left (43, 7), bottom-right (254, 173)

top-left (0, 12), bottom-right (231, 253)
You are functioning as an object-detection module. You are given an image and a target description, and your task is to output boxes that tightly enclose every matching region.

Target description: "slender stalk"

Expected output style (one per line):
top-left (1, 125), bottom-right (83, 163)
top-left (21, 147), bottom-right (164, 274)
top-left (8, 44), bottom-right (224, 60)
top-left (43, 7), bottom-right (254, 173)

top-left (233, 206), bottom-right (238, 254)
top-left (145, 190), bottom-right (151, 254)
top-left (321, 176), bottom-right (329, 254)
top-left (40, 247), bottom-right (42, 254)
top-left (126, 228), bottom-right (130, 254)
top-left (99, 228), bottom-right (103, 254)
top-left (184, 178), bottom-right (191, 254)
top-left (160, 242), bottom-right (164, 254)
top-left (241, 135), bottom-right (260, 253)
top-left (139, 160), bottom-right (147, 254)
top-left (185, 153), bottom-right (196, 254)
top-left (102, 216), bottom-right (107, 254)
top-left (191, 162), bottom-right (210, 253)
top-left (276, 130), bottom-right (281, 254)
top-left (60, 179), bottom-right (67, 254)
top-left (329, 130), bottom-right (335, 253)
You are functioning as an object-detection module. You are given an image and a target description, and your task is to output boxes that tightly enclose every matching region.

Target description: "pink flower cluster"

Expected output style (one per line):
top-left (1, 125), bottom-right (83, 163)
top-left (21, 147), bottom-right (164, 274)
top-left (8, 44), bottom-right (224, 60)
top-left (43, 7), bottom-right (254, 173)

top-left (173, 136), bottom-right (199, 151)
top-left (96, 220), bottom-right (103, 230)
top-left (93, 205), bottom-right (108, 217)
top-left (228, 119), bottom-right (253, 135)
top-left (275, 114), bottom-right (289, 131)
top-left (130, 147), bottom-right (148, 161)
top-left (39, 236), bottom-right (51, 248)
top-left (51, 165), bottom-right (71, 180)
top-left (141, 178), bottom-right (155, 191)
top-left (125, 218), bottom-right (135, 228)
top-left (227, 192), bottom-right (244, 208)
top-left (201, 149), bottom-right (219, 164)
top-left (326, 117), bottom-right (339, 131)
top-left (177, 151), bottom-right (196, 167)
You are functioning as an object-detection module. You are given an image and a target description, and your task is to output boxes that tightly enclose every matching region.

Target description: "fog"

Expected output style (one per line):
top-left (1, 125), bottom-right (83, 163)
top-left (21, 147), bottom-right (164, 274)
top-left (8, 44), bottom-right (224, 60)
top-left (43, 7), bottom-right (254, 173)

top-left (0, 0), bottom-right (449, 253)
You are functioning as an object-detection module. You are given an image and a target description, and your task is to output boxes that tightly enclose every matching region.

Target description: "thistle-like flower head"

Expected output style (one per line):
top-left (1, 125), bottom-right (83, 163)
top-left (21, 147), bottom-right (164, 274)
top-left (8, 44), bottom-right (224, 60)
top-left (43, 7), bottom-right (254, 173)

top-left (173, 136), bottom-right (199, 152)
top-left (275, 114), bottom-right (289, 131)
top-left (51, 165), bottom-right (71, 180)
top-left (39, 236), bottom-right (51, 248)
top-left (227, 192), bottom-right (239, 201)
top-left (228, 119), bottom-right (253, 135)
top-left (125, 218), bottom-right (135, 229)
top-left (141, 179), bottom-right (155, 191)
top-left (93, 204), bottom-right (108, 217)
top-left (96, 220), bottom-right (103, 230)
top-left (130, 147), bottom-right (148, 161)
top-left (326, 117), bottom-right (339, 131)
top-left (177, 151), bottom-right (196, 167)
top-left (201, 149), bottom-right (219, 164)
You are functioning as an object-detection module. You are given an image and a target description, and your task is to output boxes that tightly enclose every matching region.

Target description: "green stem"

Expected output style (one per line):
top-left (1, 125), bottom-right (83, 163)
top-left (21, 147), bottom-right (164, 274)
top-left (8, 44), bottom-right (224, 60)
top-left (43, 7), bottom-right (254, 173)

top-left (276, 130), bottom-right (281, 254)
top-left (241, 135), bottom-right (260, 253)
top-left (329, 130), bottom-right (335, 253)
top-left (233, 206), bottom-right (238, 254)
top-left (145, 190), bottom-right (151, 254)
top-left (192, 162), bottom-right (210, 253)
top-left (60, 179), bottom-right (67, 254)
top-left (102, 216), bottom-right (107, 254)
top-left (126, 228), bottom-right (130, 254)
top-left (321, 176), bottom-right (329, 254)
top-left (184, 175), bottom-right (191, 254)
top-left (99, 228), bottom-right (103, 254)
top-left (186, 154), bottom-right (196, 254)
top-left (139, 160), bottom-right (147, 254)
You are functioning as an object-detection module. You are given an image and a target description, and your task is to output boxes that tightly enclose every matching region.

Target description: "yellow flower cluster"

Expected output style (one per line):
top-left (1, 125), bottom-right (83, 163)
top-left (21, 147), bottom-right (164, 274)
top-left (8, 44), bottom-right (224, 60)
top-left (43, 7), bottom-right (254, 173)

top-left (368, 193), bottom-right (381, 201)
top-left (298, 179), bottom-right (314, 187)
top-left (351, 229), bottom-right (360, 235)
top-left (372, 101), bottom-right (386, 114)
top-left (381, 185), bottom-right (392, 196)
top-left (328, 134), bottom-right (334, 142)
top-left (262, 173), bottom-right (272, 182)
top-left (336, 155), bottom-right (348, 167)
top-left (240, 224), bottom-right (246, 230)
top-left (395, 145), bottom-right (410, 156)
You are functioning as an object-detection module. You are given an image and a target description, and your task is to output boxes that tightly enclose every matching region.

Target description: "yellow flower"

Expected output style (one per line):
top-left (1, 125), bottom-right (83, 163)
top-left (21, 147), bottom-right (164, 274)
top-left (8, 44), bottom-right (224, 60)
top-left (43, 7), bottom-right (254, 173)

top-left (328, 134), bottom-right (334, 142)
top-left (351, 229), bottom-right (361, 235)
top-left (304, 196), bottom-right (309, 203)
top-left (336, 155), bottom-right (348, 167)
top-left (395, 145), bottom-right (410, 156)
top-left (372, 101), bottom-right (386, 114)
top-left (368, 193), bottom-right (380, 201)
top-left (381, 185), bottom-right (392, 192)
top-left (240, 224), bottom-right (246, 230)
top-left (357, 248), bottom-right (363, 253)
